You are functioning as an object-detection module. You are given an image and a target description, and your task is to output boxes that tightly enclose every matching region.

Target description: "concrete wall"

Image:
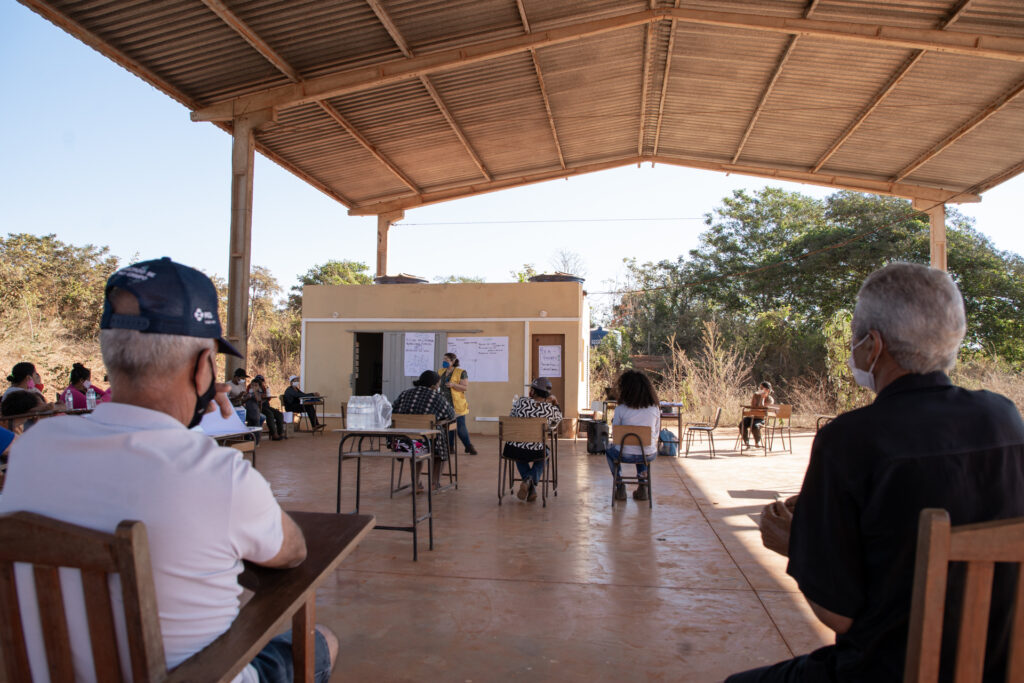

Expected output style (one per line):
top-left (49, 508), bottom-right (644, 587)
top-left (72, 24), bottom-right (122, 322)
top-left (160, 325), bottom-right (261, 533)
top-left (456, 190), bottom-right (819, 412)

top-left (300, 282), bottom-right (587, 435)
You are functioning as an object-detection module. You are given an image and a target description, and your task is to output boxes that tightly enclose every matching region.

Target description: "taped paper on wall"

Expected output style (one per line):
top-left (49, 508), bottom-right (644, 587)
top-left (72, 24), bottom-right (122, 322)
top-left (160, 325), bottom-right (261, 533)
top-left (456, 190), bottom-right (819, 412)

top-left (447, 336), bottom-right (509, 382)
top-left (538, 345), bottom-right (562, 377)
top-left (403, 332), bottom-right (435, 377)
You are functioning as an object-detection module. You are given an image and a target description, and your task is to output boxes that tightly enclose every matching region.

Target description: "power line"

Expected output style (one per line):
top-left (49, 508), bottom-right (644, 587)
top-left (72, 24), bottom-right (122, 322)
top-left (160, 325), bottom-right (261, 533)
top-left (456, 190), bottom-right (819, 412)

top-left (397, 217), bottom-right (706, 226)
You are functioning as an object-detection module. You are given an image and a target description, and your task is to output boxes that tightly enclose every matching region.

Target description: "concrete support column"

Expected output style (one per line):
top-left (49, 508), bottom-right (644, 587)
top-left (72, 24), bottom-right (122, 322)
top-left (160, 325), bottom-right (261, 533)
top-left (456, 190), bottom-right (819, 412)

top-left (226, 110), bottom-right (273, 377)
top-left (927, 204), bottom-right (947, 272)
top-left (375, 211), bottom-right (404, 278)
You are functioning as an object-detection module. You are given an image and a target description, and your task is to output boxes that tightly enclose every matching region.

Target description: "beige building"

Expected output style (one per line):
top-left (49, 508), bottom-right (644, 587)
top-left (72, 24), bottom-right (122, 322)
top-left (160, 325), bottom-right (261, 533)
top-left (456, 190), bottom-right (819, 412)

top-left (300, 281), bottom-right (589, 435)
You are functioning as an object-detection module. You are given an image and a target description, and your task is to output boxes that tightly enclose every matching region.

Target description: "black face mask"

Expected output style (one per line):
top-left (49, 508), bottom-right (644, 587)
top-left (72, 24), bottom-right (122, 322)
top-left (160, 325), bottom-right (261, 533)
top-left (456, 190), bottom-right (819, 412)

top-left (188, 354), bottom-right (217, 429)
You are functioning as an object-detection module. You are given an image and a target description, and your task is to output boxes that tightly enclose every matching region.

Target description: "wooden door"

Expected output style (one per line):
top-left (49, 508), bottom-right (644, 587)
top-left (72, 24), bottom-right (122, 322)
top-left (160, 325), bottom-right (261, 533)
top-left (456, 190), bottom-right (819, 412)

top-left (531, 334), bottom-right (565, 408)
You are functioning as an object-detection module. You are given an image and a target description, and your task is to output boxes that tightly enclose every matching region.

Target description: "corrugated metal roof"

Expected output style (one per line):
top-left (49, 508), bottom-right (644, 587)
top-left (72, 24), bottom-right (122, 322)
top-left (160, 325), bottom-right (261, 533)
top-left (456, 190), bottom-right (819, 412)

top-left (18, 0), bottom-right (1024, 211)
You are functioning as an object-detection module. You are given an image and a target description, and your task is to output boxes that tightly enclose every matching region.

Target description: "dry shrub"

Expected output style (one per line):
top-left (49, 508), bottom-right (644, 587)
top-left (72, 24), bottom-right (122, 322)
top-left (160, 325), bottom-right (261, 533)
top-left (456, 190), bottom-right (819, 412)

top-left (783, 374), bottom-right (838, 429)
top-left (0, 317), bottom-right (105, 398)
top-left (654, 321), bottom-right (754, 426)
top-left (952, 357), bottom-right (1024, 415)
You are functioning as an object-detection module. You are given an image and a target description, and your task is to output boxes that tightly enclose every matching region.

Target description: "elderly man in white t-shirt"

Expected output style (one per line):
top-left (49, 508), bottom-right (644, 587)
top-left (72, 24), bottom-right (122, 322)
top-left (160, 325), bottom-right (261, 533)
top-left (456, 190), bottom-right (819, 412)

top-left (0, 257), bottom-right (337, 683)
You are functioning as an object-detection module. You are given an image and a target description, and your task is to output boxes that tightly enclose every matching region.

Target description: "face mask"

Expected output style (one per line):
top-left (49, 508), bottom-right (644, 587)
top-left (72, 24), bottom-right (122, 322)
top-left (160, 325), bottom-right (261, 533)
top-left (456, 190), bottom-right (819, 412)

top-left (847, 334), bottom-right (878, 393)
top-left (83, 380), bottom-right (92, 389)
top-left (442, 361), bottom-right (450, 369)
top-left (291, 380), bottom-right (300, 387)
top-left (188, 355), bottom-right (218, 429)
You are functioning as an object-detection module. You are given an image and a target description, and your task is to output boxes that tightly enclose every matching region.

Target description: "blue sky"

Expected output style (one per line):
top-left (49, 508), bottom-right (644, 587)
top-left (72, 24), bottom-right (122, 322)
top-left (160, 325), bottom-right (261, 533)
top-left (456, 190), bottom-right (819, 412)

top-left (3, 2), bottom-right (1022, 312)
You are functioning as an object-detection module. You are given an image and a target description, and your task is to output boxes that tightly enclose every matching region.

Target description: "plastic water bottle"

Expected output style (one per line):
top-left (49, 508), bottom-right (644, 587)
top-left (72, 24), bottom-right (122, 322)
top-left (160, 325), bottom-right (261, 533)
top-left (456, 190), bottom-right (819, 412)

top-left (347, 396), bottom-right (368, 429)
top-left (64, 390), bottom-right (74, 411)
top-left (86, 387), bottom-right (97, 410)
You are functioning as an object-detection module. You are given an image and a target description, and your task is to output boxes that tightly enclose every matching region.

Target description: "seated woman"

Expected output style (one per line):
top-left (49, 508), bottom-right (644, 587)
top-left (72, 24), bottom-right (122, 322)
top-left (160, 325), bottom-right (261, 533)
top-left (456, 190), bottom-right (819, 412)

top-left (392, 370), bottom-right (455, 492)
top-left (740, 381), bottom-right (774, 449)
top-left (606, 369), bottom-right (660, 501)
top-left (1, 389), bottom-right (48, 436)
top-left (249, 375), bottom-right (285, 440)
top-left (58, 363), bottom-right (112, 409)
top-left (504, 377), bottom-right (562, 503)
top-left (3, 362), bottom-right (46, 402)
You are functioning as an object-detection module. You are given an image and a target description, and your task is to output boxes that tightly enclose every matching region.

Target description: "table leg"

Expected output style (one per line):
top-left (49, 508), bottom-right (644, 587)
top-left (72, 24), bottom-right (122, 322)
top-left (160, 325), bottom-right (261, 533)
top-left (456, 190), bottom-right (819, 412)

top-left (355, 456), bottom-right (362, 512)
top-left (336, 437), bottom-right (345, 514)
top-left (292, 594), bottom-right (316, 683)
top-left (410, 454), bottom-right (418, 562)
top-left (427, 453), bottom-right (434, 551)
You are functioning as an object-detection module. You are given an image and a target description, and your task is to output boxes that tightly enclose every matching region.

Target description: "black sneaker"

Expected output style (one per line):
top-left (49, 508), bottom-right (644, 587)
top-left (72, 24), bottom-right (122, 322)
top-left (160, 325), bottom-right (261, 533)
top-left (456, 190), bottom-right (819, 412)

top-left (614, 482), bottom-right (627, 500)
top-left (466, 445), bottom-right (478, 455)
top-left (633, 484), bottom-right (649, 501)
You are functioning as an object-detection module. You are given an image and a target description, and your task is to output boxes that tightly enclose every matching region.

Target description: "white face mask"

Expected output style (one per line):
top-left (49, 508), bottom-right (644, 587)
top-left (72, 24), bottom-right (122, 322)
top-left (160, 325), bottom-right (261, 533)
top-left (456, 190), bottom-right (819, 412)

top-left (83, 380), bottom-right (92, 389)
top-left (291, 380), bottom-right (300, 387)
top-left (847, 334), bottom-right (878, 393)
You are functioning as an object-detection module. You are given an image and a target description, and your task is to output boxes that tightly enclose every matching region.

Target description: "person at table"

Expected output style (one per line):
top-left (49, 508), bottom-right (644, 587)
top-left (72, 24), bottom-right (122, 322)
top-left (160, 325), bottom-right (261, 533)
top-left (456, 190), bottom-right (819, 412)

top-left (250, 374), bottom-right (286, 441)
top-left (605, 369), bottom-right (660, 501)
top-left (739, 381), bottom-right (774, 449)
top-left (0, 257), bottom-right (338, 681)
top-left (58, 362), bottom-right (112, 409)
top-left (283, 374), bottom-right (322, 431)
top-left (1, 389), bottom-right (48, 435)
top-left (731, 263), bottom-right (1024, 683)
top-left (392, 370), bottom-right (455, 493)
top-left (438, 352), bottom-right (478, 455)
top-left (505, 377), bottom-right (562, 503)
top-left (3, 361), bottom-right (46, 401)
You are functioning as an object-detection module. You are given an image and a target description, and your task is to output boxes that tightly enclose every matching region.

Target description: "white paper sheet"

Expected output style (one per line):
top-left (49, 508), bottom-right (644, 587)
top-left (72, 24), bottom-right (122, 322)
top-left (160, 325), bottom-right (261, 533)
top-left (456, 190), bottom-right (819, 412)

top-left (538, 344), bottom-right (562, 377)
top-left (447, 336), bottom-right (509, 382)
top-left (197, 405), bottom-right (249, 436)
top-left (403, 332), bottom-right (435, 377)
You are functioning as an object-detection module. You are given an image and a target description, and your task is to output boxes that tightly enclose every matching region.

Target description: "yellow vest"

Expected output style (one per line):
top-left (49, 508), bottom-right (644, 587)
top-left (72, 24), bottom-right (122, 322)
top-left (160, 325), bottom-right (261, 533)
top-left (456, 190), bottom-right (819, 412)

top-left (439, 366), bottom-right (469, 416)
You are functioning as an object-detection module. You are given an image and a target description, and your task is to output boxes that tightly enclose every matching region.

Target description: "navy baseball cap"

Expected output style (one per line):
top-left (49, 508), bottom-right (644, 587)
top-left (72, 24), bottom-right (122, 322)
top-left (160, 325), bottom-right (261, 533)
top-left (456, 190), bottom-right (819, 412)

top-left (100, 257), bottom-right (242, 357)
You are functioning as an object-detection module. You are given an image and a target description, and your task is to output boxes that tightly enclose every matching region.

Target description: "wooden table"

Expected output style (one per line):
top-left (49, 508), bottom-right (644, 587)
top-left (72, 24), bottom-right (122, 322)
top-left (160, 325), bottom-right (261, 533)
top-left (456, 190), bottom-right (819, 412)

top-left (167, 511), bottom-right (374, 683)
top-left (335, 428), bottom-right (439, 561)
top-left (659, 401), bottom-right (685, 451)
top-left (298, 396), bottom-right (326, 434)
top-left (214, 426), bottom-right (263, 467)
top-left (736, 405), bottom-right (780, 455)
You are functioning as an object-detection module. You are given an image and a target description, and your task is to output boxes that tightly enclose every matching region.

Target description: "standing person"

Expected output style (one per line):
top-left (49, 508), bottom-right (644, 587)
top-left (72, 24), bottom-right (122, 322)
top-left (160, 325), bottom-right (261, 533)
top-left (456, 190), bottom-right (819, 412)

top-left (730, 263), bottom-right (1024, 682)
top-left (392, 370), bottom-right (455, 492)
top-left (283, 375), bottom-right (322, 431)
top-left (249, 375), bottom-right (286, 440)
top-left (605, 369), bottom-right (661, 501)
top-left (0, 257), bottom-right (337, 681)
top-left (740, 381), bottom-right (774, 449)
top-left (58, 363), bottom-right (112, 409)
top-left (3, 362), bottom-right (46, 401)
top-left (505, 378), bottom-right (562, 503)
top-left (438, 352), bottom-right (477, 455)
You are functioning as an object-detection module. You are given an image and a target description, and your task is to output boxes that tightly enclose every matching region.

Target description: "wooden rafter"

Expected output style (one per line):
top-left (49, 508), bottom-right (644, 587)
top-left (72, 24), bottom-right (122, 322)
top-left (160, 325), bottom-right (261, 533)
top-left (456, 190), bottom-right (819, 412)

top-left (731, 0), bottom-right (818, 164)
top-left (348, 152), bottom-right (979, 216)
top-left (193, 8), bottom-right (1024, 122)
top-left (811, 0), bottom-right (980, 174)
top-left (637, 16), bottom-right (655, 157)
top-left (515, 2), bottom-right (565, 169)
top-left (968, 157), bottom-right (1024, 195)
top-left (652, 1), bottom-right (680, 156)
top-left (366, 0), bottom-right (491, 181)
top-left (199, 0), bottom-right (421, 195)
top-left (894, 76), bottom-right (1024, 182)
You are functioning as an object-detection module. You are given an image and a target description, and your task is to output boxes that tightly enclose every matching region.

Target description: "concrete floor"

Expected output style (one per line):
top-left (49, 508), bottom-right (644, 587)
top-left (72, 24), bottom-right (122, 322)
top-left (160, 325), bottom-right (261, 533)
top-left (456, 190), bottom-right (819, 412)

top-left (250, 426), bottom-right (833, 682)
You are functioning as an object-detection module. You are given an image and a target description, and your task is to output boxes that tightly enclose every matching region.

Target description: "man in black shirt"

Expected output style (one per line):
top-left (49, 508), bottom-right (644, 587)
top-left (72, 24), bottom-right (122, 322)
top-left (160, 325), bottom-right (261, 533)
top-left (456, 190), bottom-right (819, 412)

top-left (283, 374), bottom-right (322, 431)
top-left (729, 263), bottom-right (1024, 682)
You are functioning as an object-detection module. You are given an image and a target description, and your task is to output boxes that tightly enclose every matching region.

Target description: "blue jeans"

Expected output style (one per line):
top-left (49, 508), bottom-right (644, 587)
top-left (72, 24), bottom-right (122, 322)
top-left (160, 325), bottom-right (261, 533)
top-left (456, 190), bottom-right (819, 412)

top-left (725, 646), bottom-right (837, 682)
top-left (249, 629), bottom-right (332, 683)
top-left (515, 458), bottom-right (544, 484)
top-left (606, 444), bottom-right (656, 479)
top-left (448, 415), bottom-right (472, 450)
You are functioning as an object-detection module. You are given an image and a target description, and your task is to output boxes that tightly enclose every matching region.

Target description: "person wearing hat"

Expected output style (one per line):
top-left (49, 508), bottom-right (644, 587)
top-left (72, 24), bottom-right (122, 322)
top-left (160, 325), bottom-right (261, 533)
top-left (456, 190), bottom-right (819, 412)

top-left (392, 370), bottom-right (455, 492)
top-left (229, 367), bottom-right (265, 435)
top-left (283, 374), bottom-right (322, 431)
top-left (0, 258), bottom-right (337, 681)
top-left (249, 373), bottom-right (286, 440)
top-left (504, 377), bottom-right (562, 502)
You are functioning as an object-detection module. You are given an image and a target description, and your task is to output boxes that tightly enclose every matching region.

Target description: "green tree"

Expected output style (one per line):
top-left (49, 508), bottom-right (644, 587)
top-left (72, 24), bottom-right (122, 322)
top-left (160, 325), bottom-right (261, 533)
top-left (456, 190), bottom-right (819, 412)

top-left (288, 260), bottom-right (372, 310)
top-left (248, 266), bottom-right (281, 337)
top-left (434, 275), bottom-right (485, 283)
top-left (510, 264), bottom-right (537, 282)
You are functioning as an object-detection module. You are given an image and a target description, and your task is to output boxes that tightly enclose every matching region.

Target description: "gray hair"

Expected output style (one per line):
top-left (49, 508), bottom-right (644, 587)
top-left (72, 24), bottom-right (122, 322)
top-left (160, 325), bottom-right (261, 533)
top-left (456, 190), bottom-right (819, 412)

top-left (101, 330), bottom-right (214, 384)
top-left (852, 262), bottom-right (966, 374)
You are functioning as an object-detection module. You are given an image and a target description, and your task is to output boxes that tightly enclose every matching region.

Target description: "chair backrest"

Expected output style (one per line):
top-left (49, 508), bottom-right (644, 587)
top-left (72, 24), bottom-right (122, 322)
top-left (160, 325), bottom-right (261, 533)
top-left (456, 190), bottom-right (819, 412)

top-left (614, 425), bottom-right (651, 450)
top-left (905, 508), bottom-right (1024, 683)
top-left (774, 404), bottom-right (792, 420)
top-left (709, 407), bottom-right (722, 429)
top-left (0, 511), bottom-right (167, 683)
top-left (499, 416), bottom-right (548, 445)
top-left (392, 413), bottom-right (435, 430)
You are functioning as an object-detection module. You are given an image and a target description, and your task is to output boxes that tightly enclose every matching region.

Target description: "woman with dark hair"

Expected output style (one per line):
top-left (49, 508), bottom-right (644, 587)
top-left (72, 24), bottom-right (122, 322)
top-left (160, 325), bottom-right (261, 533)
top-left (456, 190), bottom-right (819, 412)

top-left (3, 362), bottom-right (45, 401)
top-left (393, 370), bottom-right (455, 492)
top-left (58, 363), bottom-right (112, 410)
top-left (606, 369), bottom-right (661, 501)
top-left (740, 381), bottom-right (774, 449)
top-left (438, 352), bottom-right (477, 455)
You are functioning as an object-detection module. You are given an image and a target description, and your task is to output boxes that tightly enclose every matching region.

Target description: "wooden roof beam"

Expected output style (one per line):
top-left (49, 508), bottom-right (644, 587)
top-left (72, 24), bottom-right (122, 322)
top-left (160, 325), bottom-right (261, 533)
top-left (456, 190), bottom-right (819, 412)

top-left (516, 2), bottom-right (565, 169)
top-left (637, 17), bottom-right (655, 158)
top-left (942, 0), bottom-right (977, 29)
top-left (894, 75), bottom-right (1024, 182)
top-left (652, 1), bottom-right (680, 157)
top-left (199, 0), bottom-right (301, 82)
top-left (365, 0), bottom-right (491, 181)
top-left (968, 157), bottom-right (1024, 195)
top-left (731, 0), bottom-right (818, 164)
top-left (316, 102), bottom-right (420, 192)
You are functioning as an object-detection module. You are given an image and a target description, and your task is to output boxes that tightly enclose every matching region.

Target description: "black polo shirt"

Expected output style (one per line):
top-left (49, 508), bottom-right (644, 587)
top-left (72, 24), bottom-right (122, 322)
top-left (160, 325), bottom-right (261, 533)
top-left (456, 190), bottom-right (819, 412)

top-left (788, 372), bottom-right (1024, 681)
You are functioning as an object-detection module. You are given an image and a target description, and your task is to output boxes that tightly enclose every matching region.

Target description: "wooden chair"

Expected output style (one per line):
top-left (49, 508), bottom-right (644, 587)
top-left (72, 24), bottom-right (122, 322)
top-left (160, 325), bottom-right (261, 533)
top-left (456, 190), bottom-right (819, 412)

top-left (608, 425), bottom-right (653, 508)
top-left (905, 508), bottom-right (1024, 683)
top-left (0, 511), bottom-right (337, 683)
top-left (390, 413), bottom-right (457, 494)
top-left (766, 404), bottom-right (793, 453)
top-left (684, 407), bottom-right (722, 458)
top-left (497, 417), bottom-right (553, 507)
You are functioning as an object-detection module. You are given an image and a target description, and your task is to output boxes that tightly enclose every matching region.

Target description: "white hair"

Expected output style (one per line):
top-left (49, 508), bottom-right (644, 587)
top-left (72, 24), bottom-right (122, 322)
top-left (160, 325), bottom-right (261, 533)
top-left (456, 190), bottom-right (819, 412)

top-left (852, 262), bottom-right (966, 374)
top-left (101, 330), bottom-right (214, 384)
